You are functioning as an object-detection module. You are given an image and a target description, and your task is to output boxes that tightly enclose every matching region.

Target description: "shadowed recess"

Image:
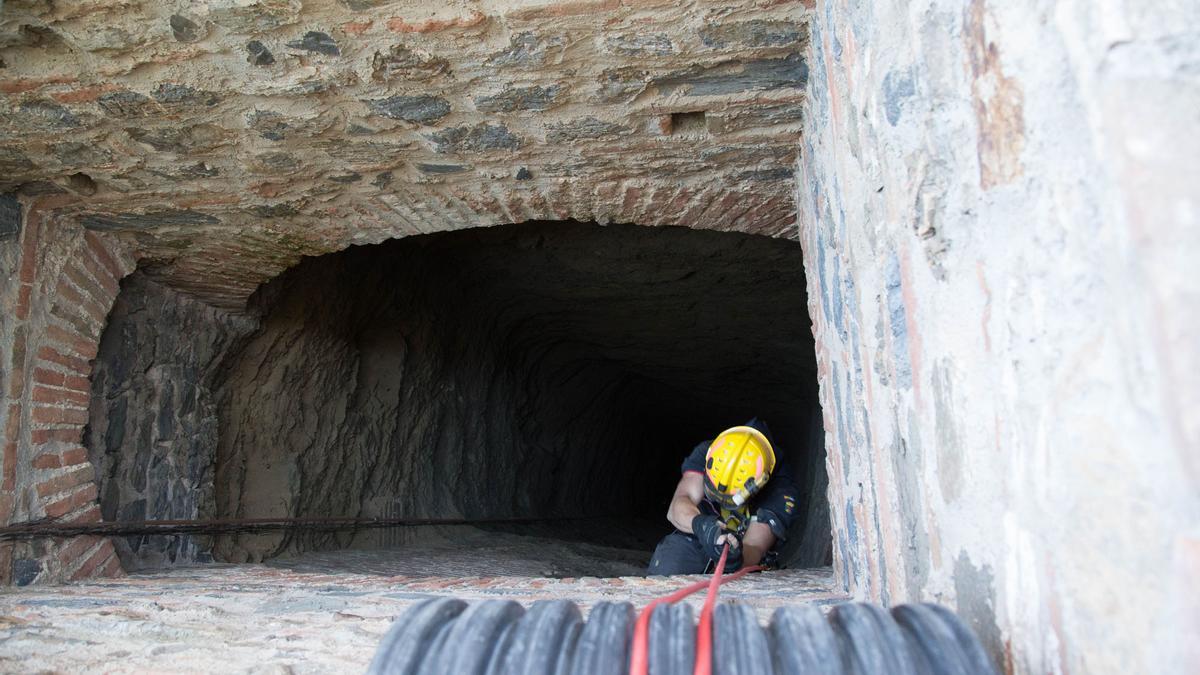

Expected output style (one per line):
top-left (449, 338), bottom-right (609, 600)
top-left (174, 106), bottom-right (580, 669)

top-left (87, 221), bottom-right (829, 574)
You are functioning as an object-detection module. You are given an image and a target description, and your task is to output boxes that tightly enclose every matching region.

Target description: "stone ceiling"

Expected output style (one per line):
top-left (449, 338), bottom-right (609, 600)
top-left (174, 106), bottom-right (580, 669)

top-left (0, 0), bottom-right (808, 309)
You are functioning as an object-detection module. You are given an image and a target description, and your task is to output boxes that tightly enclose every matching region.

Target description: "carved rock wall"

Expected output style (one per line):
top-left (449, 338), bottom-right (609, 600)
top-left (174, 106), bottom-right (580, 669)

top-left (207, 221), bottom-right (827, 564)
top-left (85, 274), bottom-right (255, 570)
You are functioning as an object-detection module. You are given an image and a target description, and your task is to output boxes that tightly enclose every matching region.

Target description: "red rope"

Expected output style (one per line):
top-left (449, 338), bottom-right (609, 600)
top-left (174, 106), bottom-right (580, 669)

top-left (693, 544), bottom-right (729, 675)
top-left (628, 543), bottom-right (763, 675)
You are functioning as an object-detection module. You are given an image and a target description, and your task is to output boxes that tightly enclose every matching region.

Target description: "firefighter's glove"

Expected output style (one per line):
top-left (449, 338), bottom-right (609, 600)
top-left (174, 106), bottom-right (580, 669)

top-left (692, 514), bottom-right (738, 564)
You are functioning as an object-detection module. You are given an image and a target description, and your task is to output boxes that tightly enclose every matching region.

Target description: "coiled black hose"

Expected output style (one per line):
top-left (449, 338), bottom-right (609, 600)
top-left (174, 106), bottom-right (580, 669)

top-left (367, 598), bottom-right (999, 675)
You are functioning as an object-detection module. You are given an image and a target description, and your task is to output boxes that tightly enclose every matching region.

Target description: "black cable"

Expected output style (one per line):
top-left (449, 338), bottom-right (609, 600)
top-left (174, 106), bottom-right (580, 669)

top-left (0, 514), bottom-right (611, 541)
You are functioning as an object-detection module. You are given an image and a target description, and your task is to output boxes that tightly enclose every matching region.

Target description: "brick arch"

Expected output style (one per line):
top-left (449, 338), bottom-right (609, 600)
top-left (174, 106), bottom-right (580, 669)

top-left (131, 180), bottom-right (797, 311)
top-left (2, 203), bottom-right (136, 584)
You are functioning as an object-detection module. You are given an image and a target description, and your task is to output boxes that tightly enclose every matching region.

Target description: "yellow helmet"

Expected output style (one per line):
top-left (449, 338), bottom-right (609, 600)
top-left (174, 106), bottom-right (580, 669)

top-left (703, 425), bottom-right (775, 510)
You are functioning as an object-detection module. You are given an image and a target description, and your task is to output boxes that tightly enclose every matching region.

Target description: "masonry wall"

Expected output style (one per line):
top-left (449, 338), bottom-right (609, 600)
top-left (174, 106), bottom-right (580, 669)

top-left (800, 0), bottom-right (1199, 673)
top-left (0, 201), bottom-right (137, 584)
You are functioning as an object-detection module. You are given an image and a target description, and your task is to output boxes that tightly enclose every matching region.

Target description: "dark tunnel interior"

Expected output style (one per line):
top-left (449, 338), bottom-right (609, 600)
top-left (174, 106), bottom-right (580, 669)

top-left (85, 221), bottom-right (831, 575)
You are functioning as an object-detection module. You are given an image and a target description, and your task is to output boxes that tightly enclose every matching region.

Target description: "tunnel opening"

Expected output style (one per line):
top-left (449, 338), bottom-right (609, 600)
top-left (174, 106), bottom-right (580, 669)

top-left (85, 220), bottom-right (829, 578)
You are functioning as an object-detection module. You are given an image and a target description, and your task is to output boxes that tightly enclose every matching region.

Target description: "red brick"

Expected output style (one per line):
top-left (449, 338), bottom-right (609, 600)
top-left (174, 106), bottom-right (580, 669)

top-left (0, 492), bottom-right (13, 527)
top-left (35, 465), bottom-right (92, 498)
top-left (31, 404), bottom-right (87, 426)
top-left (32, 384), bottom-right (90, 407)
top-left (69, 542), bottom-right (113, 581)
top-left (83, 256), bottom-right (121, 298)
top-left (31, 404), bottom-right (60, 424)
top-left (9, 328), bottom-right (27, 397)
top-left (84, 232), bottom-right (125, 281)
top-left (2, 441), bottom-right (16, 490)
top-left (18, 247), bottom-right (36, 285)
top-left (58, 534), bottom-right (97, 563)
top-left (63, 374), bottom-right (91, 392)
top-left (45, 323), bottom-right (98, 359)
top-left (3, 406), bottom-right (17, 443)
top-left (97, 554), bottom-right (124, 578)
top-left (51, 302), bottom-right (101, 342)
top-left (32, 453), bottom-right (62, 470)
top-left (32, 367), bottom-right (64, 387)
top-left (44, 483), bottom-right (97, 519)
top-left (31, 427), bottom-right (82, 444)
top-left (56, 279), bottom-right (108, 325)
top-left (66, 503), bottom-right (101, 524)
top-left (36, 346), bottom-right (91, 376)
top-left (64, 264), bottom-right (114, 308)
top-left (15, 283), bottom-right (31, 320)
top-left (62, 445), bottom-right (88, 466)
top-left (385, 9), bottom-right (487, 32)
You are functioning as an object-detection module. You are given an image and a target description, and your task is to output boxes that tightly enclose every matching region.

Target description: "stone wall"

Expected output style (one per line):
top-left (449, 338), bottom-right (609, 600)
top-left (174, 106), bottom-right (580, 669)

top-left (0, 0), bottom-right (810, 309)
top-left (85, 274), bottom-right (255, 570)
top-left (0, 202), bottom-right (137, 584)
top-left (799, 0), bottom-right (1199, 672)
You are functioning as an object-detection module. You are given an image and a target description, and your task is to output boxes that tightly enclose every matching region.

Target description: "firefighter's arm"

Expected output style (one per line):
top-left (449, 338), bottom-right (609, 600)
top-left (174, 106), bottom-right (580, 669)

top-left (741, 521), bottom-right (775, 567)
top-left (666, 472), bottom-right (705, 533)
top-left (667, 473), bottom-right (739, 549)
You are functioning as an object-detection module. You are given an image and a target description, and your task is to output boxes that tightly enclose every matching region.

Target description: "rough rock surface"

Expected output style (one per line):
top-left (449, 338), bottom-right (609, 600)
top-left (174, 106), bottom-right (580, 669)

top-left (85, 274), bottom-right (256, 570)
top-left (798, 1), bottom-right (1200, 673)
top-left (208, 221), bottom-right (827, 564)
top-left (0, 0), bottom-right (809, 309)
top-left (0, 546), bottom-right (845, 673)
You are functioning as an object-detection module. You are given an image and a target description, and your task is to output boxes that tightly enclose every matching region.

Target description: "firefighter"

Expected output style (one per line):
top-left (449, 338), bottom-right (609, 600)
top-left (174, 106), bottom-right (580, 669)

top-left (647, 418), bottom-right (800, 575)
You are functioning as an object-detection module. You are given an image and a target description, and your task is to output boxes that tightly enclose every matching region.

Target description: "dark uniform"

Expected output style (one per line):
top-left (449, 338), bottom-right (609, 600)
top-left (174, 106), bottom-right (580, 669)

top-left (647, 419), bottom-right (800, 575)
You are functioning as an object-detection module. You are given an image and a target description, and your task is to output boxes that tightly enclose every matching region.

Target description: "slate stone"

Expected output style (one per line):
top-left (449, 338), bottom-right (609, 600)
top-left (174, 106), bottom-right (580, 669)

top-left (0, 147), bottom-right (35, 174)
top-left (126, 124), bottom-right (225, 153)
top-left (605, 33), bottom-right (673, 56)
top-left (52, 141), bottom-right (112, 166)
top-left (474, 85), bottom-right (563, 113)
top-left (17, 100), bottom-right (80, 128)
top-left (546, 117), bottom-right (627, 143)
top-left (287, 31), bottom-right (339, 56)
top-left (13, 558), bottom-right (42, 586)
top-left (371, 44), bottom-right (449, 82)
top-left (119, 498), bottom-right (147, 522)
top-left (416, 163), bottom-right (469, 174)
top-left (153, 83), bottom-right (220, 108)
top-left (246, 110), bottom-right (289, 140)
top-left (15, 181), bottom-right (64, 196)
top-left (340, 0), bottom-right (392, 8)
top-left (246, 41), bottom-right (275, 66)
top-left (366, 95), bottom-right (450, 123)
top-left (735, 167), bottom-right (794, 181)
top-left (486, 32), bottom-right (562, 68)
top-left (0, 194), bottom-right (20, 239)
top-left (699, 20), bottom-right (802, 48)
top-left (81, 209), bottom-right (221, 231)
top-left (169, 14), bottom-right (202, 42)
top-left (428, 123), bottom-right (522, 153)
top-left (654, 54), bottom-right (807, 97)
top-left (251, 152), bottom-right (300, 173)
top-left (98, 90), bottom-right (154, 117)
top-left (179, 162), bottom-right (219, 178)
top-left (316, 140), bottom-right (405, 167)
top-left (251, 203), bottom-right (299, 217)
top-left (328, 172), bottom-right (362, 183)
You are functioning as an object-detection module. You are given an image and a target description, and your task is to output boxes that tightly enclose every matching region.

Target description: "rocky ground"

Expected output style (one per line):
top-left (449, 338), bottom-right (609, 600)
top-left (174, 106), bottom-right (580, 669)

top-left (0, 532), bottom-right (844, 673)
